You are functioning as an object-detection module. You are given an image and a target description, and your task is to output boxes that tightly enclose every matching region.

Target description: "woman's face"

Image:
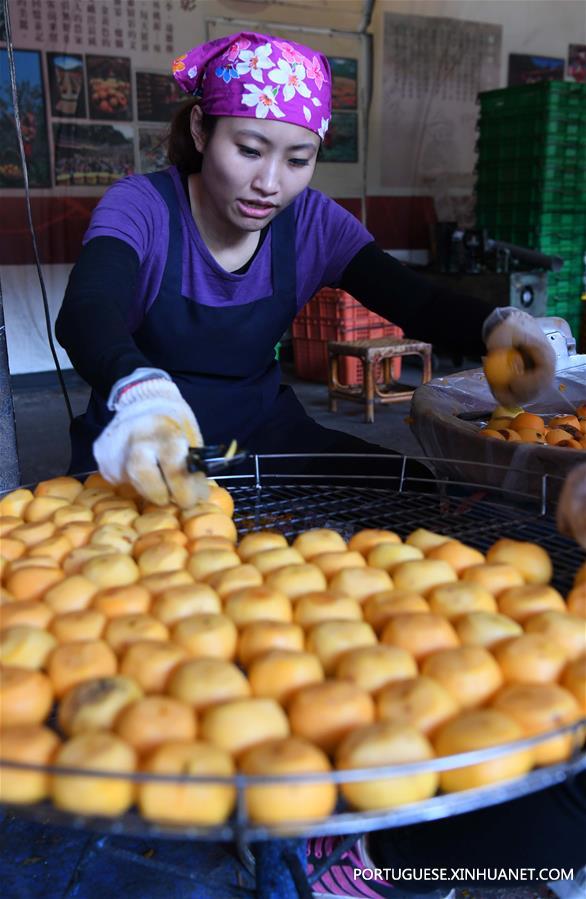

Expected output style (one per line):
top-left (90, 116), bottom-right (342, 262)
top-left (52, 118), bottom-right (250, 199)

top-left (192, 111), bottom-right (320, 234)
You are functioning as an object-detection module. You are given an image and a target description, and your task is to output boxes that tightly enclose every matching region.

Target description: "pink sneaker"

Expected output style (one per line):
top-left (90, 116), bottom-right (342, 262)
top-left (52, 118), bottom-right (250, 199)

top-left (307, 836), bottom-right (397, 898)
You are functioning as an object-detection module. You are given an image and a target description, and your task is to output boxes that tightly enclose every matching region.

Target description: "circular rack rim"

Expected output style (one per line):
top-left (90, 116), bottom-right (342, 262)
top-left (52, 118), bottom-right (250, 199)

top-left (214, 452), bottom-right (566, 508)
top-left (1, 742), bottom-right (585, 841)
top-left (2, 452), bottom-right (569, 509)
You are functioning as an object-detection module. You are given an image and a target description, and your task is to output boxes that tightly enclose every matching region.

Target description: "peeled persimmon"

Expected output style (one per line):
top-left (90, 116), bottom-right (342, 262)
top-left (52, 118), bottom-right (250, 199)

top-left (483, 348), bottom-right (525, 390)
top-left (479, 429), bottom-right (506, 440)
top-left (510, 413), bottom-right (545, 432)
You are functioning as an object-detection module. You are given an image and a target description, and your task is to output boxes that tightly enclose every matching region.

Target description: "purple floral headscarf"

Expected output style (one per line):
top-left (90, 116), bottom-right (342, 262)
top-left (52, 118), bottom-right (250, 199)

top-left (172, 32), bottom-right (331, 139)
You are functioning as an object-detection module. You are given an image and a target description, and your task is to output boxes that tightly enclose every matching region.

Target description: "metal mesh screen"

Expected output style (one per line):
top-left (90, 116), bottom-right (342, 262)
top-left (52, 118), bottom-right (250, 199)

top-left (228, 480), bottom-right (582, 595)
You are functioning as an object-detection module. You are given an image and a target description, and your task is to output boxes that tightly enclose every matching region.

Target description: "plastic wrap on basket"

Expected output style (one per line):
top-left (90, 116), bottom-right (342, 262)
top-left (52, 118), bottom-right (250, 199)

top-left (410, 362), bottom-right (586, 497)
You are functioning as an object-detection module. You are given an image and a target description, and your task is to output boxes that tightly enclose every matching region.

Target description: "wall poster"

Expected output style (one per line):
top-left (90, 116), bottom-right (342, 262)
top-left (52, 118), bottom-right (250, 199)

top-left (317, 55), bottom-right (358, 163)
top-left (136, 70), bottom-right (184, 122)
top-left (0, 48), bottom-right (50, 188)
top-left (567, 44), bottom-right (586, 83)
top-left (86, 54), bottom-right (132, 120)
top-left (53, 121), bottom-right (134, 187)
top-left (318, 112), bottom-right (358, 163)
top-left (329, 56), bottom-right (358, 109)
top-left (138, 125), bottom-right (169, 172)
top-left (507, 53), bottom-right (564, 85)
top-left (47, 52), bottom-right (86, 118)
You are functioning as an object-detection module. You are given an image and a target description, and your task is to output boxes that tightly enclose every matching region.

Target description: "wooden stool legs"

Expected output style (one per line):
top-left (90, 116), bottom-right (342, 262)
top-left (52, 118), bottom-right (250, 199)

top-left (364, 359), bottom-right (375, 423)
top-left (328, 354), bottom-right (339, 413)
top-left (327, 337), bottom-right (433, 423)
top-left (422, 347), bottom-right (432, 383)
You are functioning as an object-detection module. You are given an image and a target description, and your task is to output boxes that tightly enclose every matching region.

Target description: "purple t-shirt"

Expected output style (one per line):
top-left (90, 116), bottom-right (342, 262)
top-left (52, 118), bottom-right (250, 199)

top-left (83, 166), bottom-right (373, 328)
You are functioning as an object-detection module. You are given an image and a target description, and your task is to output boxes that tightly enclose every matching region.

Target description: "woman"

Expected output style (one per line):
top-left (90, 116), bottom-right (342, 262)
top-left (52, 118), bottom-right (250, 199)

top-left (56, 31), bottom-right (555, 508)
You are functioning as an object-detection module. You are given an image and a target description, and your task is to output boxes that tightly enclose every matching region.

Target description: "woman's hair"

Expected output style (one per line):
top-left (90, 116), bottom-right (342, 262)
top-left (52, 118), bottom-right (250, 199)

top-left (167, 98), bottom-right (217, 173)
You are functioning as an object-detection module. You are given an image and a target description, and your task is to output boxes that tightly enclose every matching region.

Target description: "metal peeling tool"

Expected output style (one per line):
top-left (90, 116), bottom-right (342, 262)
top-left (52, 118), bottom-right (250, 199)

top-left (186, 440), bottom-right (249, 476)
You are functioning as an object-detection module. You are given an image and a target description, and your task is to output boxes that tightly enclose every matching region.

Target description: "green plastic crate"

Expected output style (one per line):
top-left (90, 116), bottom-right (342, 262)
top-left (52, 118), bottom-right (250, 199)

top-left (475, 211), bottom-right (586, 249)
top-left (475, 206), bottom-right (586, 236)
top-left (547, 279), bottom-right (584, 302)
top-left (476, 137), bottom-right (583, 166)
top-left (537, 234), bottom-right (586, 256)
top-left (475, 207), bottom-right (586, 230)
top-left (476, 226), bottom-right (586, 254)
top-left (546, 284), bottom-right (583, 312)
top-left (478, 81), bottom-right (586, 117)
top-left (550, 309), bottom-right (582, 338)
top-left (476, 183), bottom-right (585, 210)
top-left (548, 259), bottom-right (586, 282)
top-left (476, 112), bottom-right (586, 144)
top-left (548, 270), bottom-right (585, 291)
top-left (475, 158), bottom-right (586, 191)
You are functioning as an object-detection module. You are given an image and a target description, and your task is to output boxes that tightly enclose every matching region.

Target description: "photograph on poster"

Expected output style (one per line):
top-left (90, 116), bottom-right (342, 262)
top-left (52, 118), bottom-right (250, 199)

top-left (567, 44), bottom-right (586, 82)
top-left (0, 49), bottom-right (50, 188)
top-left (53, 122), bottom-right (134, 187)
top-left (86, 55), bottom-right (132, 120)
top-left (138, 126), bottom-right (169, 173)
top-left (329, 57), bottom-right (358, 109)
top-left (136, 71), bottom-right (184, 122)
top-left (508, 53), bottom-right (564, 85)
top-left (47, 53), bottom-right (86, 118)
top-left (318, 111), bottom-right (358, 163)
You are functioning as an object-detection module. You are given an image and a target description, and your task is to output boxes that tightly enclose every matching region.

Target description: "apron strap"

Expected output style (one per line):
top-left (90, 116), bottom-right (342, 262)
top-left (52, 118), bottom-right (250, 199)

top-left (145, 170), bottom-right (184, 297)
top-left (267, 197), bottom-right (297, 300)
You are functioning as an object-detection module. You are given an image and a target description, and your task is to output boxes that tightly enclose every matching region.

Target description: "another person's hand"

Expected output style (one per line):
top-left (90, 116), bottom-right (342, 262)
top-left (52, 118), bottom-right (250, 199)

top-left (482, 307), bottom-right (556, 406)
top-left (557, 462), bottom-right (586, 550)
top-left (94, 370), bottom-right (209, 508)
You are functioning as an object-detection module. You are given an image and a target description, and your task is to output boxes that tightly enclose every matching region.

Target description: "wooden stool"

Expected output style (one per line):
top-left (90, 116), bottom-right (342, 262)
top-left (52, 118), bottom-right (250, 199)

top-left (328, 336), bottom-right (433, 423)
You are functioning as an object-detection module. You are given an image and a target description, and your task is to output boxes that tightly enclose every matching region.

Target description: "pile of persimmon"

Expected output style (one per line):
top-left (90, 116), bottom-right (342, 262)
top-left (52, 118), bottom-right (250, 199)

top-left (0, 475), bottom-right (585, 827)
top-left (480, 406), bottom-right (586, 448)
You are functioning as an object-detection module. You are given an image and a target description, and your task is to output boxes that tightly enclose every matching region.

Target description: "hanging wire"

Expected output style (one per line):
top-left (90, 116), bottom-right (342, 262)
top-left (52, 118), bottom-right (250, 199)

top-left (2, 0), bottom-right (73, 421)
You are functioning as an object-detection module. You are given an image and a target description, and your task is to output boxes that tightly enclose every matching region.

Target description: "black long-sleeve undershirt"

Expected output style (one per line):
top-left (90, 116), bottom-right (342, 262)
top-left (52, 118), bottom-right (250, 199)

top-left (56, 237), bottom-right (145, 399)
top-left (340, 241), bottom-right (492, 359)
top-left (55, 236), bottom-right (494, 400)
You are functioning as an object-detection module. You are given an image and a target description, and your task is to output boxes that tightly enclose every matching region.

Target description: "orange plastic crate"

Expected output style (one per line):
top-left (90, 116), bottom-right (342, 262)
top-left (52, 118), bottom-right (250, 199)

top-left (292, 289), bottom-right (404, 385)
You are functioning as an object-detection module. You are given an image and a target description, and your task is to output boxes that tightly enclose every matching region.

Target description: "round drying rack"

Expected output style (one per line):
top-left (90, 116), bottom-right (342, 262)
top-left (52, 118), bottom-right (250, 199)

top-left (1, 454), bottom-right (584, 889)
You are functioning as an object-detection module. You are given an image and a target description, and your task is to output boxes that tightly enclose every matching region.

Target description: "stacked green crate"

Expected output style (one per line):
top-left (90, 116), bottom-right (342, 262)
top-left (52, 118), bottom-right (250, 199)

top-left (475, 82), bottom-right (586, 337)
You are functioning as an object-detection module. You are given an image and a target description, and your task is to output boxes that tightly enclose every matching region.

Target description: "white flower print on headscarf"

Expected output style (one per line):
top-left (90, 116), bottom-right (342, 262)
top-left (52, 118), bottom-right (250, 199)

top-left (268, 58), bottom-right (311, 101)
top-left (318, 116), bottom-right (329, 139)
top-left (241, 83), bottom-right (285, 118)
top-left (236, 42), bottom-right (273, 83)
top-left (173, 32), bottom-right (332, 138)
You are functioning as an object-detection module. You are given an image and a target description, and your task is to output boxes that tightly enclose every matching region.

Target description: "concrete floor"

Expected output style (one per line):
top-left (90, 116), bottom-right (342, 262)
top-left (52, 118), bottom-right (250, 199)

top-left (5, 355), bottom-right (569, 899)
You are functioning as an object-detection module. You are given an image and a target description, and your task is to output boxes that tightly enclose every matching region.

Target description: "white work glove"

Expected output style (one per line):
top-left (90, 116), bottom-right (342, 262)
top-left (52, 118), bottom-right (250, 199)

top-left (557, 463), bottom-right (586, 550)
top-left (93, 369), bottom-right (210, 508)
top-left (482, 307), bottom-right (556, 406)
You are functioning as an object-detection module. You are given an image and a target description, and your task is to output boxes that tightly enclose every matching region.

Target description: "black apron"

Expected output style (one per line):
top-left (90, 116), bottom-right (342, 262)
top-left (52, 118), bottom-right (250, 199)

top-left (69, 170), bottom-right (405, 476)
